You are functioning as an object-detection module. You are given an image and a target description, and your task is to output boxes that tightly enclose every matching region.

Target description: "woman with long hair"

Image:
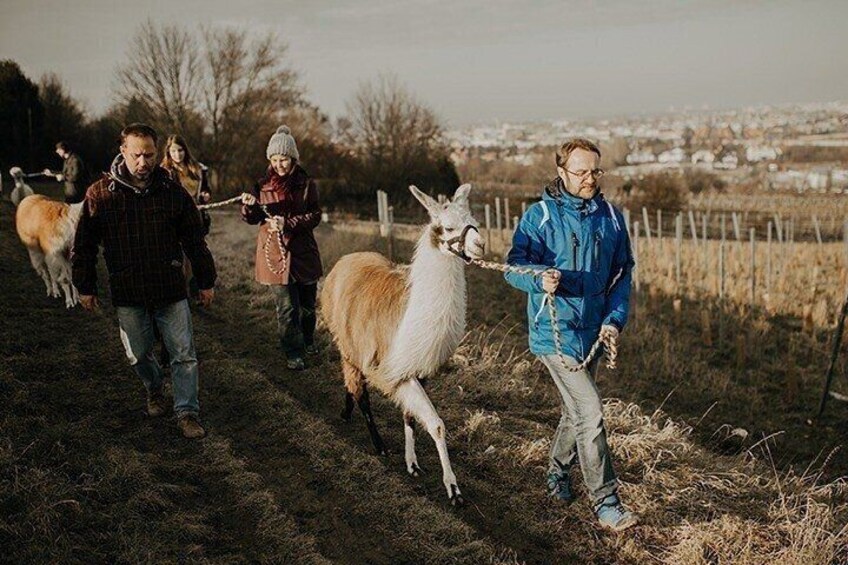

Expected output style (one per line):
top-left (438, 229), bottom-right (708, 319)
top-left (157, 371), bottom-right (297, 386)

top-left (161, 134), bottom-right (212, 235)
top-left (241, 125), bottom-right (323, 370)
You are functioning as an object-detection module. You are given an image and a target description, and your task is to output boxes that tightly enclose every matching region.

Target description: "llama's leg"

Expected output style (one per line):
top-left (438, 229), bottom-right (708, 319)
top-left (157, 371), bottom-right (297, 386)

top-left (395, 378), bottom-right (463, 505)
top-left (47, 252), bottom-right (76, 308)
top-left (341, 359), bottom-right (362, 421)
top-left (404, 412), bottom-right (422, 477)
top-left (43, 251), bottom-right (66, 299)
top-left (357, 385), bottom-right (388, 456)
top-left (340, 391), bottom-right (355, 421)
top-left (26, 248), bottom-right (54, 296)
top-left (341, 359), bottom-right (387, 455)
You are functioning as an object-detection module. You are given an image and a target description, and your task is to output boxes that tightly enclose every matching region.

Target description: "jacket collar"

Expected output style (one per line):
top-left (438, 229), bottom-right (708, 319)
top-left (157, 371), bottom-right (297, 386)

top-left (108, 154), bottom-right (167, 194)
top-left (542, 176), bottom-right (603, 215)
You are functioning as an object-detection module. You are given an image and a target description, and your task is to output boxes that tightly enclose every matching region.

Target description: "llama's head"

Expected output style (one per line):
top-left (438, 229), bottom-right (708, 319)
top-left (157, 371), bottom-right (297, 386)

top-left (9, 167), bottom-right (24, 182)
top-left (409, 183), bottom-right (485, 261)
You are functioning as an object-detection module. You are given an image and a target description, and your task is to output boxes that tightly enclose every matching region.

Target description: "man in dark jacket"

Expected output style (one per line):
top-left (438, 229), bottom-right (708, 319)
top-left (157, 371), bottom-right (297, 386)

top-left (71, 123), bottom-right (216, 439)
top-left (47, 141), bottom-right (90, 203)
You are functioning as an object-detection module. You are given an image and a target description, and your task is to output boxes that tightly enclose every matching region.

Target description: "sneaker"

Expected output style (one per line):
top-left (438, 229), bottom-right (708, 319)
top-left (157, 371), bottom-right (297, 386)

top-left (177, 415), bottom-right (206, 439)
top-left (146, 390), bottom-right (167, 417)
top-left (595, 494), bottom-right (639, 531)
top-left (286, 357), bottom-right (306, 370)
top-left (546, 470), bottom-right (576, 503)
top-left (305, 344), bottom-right (319, 356)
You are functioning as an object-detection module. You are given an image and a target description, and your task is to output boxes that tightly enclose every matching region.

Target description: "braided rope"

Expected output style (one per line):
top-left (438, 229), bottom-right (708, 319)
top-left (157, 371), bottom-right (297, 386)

top-left (196, 194), bottom-right (288, 276)
top-left (468, 259), bottom-right (617, 373)
top-left (182, 196), bottom-right (616, 369)
top-left (258, 204), bottom-right (288, 277)
top-left (196, 195), bottom-right (244, 210)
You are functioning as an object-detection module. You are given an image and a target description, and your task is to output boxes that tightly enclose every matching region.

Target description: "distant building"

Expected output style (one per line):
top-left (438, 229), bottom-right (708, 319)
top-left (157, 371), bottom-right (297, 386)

top-left (626, 150), bottom-right (656, 164)
top-left (691, 149), bottom-right (716, 164)
top-left (657, 147), bottom-right (686, 164)
top-left (745, 145), bottom-right (780, 162)
top-left (714, 152), bottom-right (739, 170)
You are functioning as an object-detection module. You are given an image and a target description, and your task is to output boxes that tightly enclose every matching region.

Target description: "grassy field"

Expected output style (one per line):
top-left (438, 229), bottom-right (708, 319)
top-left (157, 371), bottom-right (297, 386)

top-left (1, 191), bottom-right (847, 564)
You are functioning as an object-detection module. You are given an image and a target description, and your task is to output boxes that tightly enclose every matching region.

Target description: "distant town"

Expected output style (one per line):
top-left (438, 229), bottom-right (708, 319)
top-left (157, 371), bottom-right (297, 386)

top-left (446, 101), bottom-right (848, 193)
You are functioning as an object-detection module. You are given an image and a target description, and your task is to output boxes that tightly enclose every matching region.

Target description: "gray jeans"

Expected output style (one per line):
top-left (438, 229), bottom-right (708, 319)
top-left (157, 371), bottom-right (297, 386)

top-left (540, 354), bottom-right (618, 505)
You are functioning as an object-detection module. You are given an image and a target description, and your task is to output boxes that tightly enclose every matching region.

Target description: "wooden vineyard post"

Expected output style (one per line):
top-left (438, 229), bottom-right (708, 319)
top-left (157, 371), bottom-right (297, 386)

top-left (484, 203), bottom-right (492, 256)
top-left (750, 227), bottom-right (756, 305)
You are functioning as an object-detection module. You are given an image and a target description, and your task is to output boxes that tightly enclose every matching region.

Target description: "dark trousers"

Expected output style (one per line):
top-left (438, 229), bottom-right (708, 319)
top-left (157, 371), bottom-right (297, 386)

top-left (274, 282), bottom-right (317, 359)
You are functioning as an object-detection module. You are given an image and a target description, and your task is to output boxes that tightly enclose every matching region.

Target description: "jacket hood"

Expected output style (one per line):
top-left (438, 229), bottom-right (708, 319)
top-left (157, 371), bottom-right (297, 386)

top-left (109, 154), bottom-right (168, 193)
top-left (542, 176), bottom-right (605, 215)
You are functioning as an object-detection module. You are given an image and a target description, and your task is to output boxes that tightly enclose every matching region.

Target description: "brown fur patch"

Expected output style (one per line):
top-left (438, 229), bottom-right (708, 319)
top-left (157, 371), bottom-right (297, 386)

top-left (320, 252), bottom-right (410, 395)
top-left (15, 195), bottom-right (71, 254)
top-left (429, 224), bottom-right (443, 249)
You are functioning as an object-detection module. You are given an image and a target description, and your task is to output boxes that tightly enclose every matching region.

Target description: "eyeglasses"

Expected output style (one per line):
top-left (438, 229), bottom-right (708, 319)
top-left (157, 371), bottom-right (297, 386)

top-left (565, 168), bottom-right (605, 179)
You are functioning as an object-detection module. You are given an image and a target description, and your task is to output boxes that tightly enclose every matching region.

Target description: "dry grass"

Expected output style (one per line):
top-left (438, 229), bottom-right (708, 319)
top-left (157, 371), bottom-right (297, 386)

top-left (3, 194), bottom-right (847, 564)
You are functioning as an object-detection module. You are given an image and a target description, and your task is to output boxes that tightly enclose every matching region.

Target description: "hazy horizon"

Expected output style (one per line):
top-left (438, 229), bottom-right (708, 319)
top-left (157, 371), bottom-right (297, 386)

top-left (2, 0), bottom-right (847, 127)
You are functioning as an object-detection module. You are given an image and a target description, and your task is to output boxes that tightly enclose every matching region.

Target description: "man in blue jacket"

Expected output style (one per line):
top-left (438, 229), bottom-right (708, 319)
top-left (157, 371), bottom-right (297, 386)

top-left (504, 138), bottom-right (637, 531)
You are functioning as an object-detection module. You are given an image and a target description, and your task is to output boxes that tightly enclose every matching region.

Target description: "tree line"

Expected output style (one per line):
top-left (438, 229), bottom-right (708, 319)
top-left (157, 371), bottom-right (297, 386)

top-left (0, 21), bottom-right (458, 214)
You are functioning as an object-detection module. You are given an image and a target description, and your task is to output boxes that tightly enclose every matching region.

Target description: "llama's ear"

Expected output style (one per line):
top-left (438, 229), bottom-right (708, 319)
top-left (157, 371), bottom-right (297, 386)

top-left (452, 183), bottom-right (472, 205)
top-left (409, 185), bottom-right (439, 215)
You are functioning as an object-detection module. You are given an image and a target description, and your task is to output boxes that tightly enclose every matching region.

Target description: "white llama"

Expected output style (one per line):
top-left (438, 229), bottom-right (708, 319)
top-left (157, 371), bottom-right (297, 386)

top-left (321, 184), bottom-right (485, 505)
top-left (9, 167), bottom-right (35, 207)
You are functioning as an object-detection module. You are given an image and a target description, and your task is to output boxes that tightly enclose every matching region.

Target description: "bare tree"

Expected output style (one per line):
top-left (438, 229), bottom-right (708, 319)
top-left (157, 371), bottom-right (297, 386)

top-left (116, 20), bottom-right (202, 136)
top-left (200, 27), bottom-right (301, 190)
top-left (343, 74), bottom-right (454, 202)
top-left (39, 73), bottom-right (87, 154)
top-left (113, 22), bottom-right (302, 192)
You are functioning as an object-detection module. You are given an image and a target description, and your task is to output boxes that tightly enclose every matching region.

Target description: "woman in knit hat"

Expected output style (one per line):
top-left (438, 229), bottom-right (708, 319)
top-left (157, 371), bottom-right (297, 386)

top-left (241, 125), bottom-right (323, 370)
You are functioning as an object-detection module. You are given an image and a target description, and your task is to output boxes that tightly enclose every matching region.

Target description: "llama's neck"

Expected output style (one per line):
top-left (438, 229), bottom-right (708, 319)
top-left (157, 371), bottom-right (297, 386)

top-left (58, 203), bottom-right (85, 250)
top-left (384, 226), bottom-right (467, 380)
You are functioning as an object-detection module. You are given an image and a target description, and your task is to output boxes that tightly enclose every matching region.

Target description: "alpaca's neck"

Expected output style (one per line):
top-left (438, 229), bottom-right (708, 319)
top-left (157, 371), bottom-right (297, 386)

top-left (384, 226), bottom-right (467, 379)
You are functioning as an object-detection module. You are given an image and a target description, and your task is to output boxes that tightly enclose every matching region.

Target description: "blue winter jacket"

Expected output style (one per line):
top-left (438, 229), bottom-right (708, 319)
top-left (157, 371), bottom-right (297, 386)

top-left (504, 178), bottom-right (634, 360)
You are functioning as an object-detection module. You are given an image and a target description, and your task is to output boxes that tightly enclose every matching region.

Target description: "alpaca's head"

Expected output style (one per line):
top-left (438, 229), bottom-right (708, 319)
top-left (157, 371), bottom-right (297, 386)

top-left (9, 167), bottom-right (24, 182)
top-left (409, 183), bottom-right (485, 261)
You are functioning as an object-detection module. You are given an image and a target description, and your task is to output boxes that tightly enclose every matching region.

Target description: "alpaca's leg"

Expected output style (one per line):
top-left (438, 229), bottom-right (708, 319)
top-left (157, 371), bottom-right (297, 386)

top-left (395, 378), bottom-right (463, 505)
top-left (404, 412), bottom-right (422, 477)
top-left (357, 385), bottom-right (387, 456)
top-left (27, 248), bottom-right (53, 296)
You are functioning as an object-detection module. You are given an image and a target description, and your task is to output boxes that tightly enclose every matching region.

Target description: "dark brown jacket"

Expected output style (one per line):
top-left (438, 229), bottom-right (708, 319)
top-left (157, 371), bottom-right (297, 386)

top-left (62, 152), bottom-right (89, 204)
top-left (71, 156), bottom-right (217, 307)
top-left (241, 164), bottom-right (323, 285)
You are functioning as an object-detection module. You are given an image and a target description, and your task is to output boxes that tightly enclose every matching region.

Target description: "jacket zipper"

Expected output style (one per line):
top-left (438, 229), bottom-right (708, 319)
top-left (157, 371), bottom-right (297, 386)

top-left (593, 231), bottom-right (601, 271)
top-left (571, 232), bottom-right (580, 270)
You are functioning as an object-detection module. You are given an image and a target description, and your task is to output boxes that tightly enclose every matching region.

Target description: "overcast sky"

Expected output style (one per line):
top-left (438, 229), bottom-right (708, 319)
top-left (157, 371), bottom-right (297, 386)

top-left (2, 0), bottom-right (846, 127)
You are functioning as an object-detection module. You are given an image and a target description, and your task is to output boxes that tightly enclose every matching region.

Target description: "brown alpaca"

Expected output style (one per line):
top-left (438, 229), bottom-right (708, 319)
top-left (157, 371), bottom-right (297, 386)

top-left (321, 184), bottom-right (484, 504)
top-left (16, 194), bottom-right (83, 308)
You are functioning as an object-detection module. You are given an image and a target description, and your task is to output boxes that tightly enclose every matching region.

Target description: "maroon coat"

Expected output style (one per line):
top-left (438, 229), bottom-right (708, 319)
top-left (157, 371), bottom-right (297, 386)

top-left (241, 164), bottom-right (323, 285)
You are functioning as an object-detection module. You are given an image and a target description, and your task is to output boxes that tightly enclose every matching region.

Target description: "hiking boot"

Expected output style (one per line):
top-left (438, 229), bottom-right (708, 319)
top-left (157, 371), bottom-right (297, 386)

top-left (147, 390), bottom-right (168, 417)
top-left (286, 357), bottom-right (306, 370)
top-left (177, 415), bottom-right (206, 439)
top-left (546, 470), bottom-right (576, 503)
top-left (595, 494), bottom-right (639, 531)
top-left (304, 344), bottom-right (319, 356)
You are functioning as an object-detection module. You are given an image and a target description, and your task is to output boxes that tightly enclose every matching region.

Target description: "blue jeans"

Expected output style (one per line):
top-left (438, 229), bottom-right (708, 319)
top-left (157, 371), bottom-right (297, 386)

top-left (540, 354), bottom-right (618, 505)
top-left (116, 299), bottom-right (199, 417)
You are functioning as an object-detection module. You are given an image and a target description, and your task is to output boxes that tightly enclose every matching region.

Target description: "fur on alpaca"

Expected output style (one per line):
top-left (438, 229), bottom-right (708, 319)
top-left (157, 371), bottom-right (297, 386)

top-left (16, 194), bottom-right (83, 308)
top-left (320, 183), bottom-right (485, 502)
top-left (9, 167), bottom-right (35, 207)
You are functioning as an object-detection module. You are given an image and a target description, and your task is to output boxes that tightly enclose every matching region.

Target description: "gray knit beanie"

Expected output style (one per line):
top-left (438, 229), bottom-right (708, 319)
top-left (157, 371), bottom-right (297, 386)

top-left (266, 125), bottom-right (299, 161)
